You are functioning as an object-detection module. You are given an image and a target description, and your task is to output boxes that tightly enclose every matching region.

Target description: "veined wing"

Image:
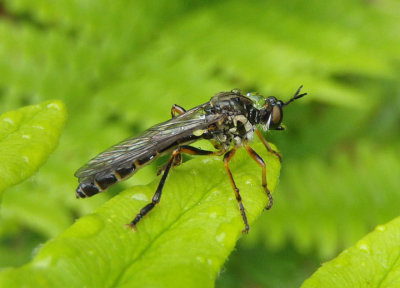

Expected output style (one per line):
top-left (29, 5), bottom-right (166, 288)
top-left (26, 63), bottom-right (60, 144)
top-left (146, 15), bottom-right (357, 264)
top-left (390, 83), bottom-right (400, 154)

top-left (74, 104), bottom-right (224, 181)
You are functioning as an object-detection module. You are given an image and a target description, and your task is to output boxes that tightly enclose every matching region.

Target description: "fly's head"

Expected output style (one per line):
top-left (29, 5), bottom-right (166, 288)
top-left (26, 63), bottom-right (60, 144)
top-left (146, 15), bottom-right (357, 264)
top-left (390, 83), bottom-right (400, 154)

top-left (259, 96), bottom-right (285, 130)
top-left (256, 86), bottom-right (306, 131)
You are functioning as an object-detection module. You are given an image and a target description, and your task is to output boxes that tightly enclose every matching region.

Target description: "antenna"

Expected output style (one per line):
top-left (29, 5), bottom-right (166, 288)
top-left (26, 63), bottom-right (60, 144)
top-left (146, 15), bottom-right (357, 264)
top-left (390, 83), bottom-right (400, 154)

top-left (284, 85), bottom-right (307, 106)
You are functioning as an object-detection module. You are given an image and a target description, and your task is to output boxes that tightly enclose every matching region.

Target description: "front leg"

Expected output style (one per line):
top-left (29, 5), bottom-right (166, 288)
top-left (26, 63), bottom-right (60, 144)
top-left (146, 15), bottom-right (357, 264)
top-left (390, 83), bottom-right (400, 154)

top-left (243, 142), bottom-right (273, 210)
top-left (255, 129), bottom-right (282, 162)
top-left (223, 147), bottom-right (250, 233)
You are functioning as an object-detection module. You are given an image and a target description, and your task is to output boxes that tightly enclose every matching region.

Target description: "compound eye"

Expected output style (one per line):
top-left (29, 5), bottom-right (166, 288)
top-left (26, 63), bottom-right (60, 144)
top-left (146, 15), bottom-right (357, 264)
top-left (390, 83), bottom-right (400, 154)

top-left (271, 105), bottom-right (282, 127)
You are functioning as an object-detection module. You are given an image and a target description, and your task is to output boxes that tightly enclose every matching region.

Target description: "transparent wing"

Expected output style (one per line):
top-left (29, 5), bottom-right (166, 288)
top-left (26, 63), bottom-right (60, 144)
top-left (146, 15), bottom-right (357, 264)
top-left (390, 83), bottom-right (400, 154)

top-left (74, 104), bottom-right (224, 181)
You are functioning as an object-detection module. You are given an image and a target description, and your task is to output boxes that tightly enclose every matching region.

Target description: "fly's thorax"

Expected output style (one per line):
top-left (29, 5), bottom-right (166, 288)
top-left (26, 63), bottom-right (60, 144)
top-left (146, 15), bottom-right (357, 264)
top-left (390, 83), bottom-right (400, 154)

top-left (229, 114), bottom-right (255, 144)
top-left (204, 90), bottom-right (261, 148)
top-left (208, 91), bottom-right (254, 115)
top-left (207, 90), bottom-right (265, 126)
top-left (209, 114), bottom-right (256, 148)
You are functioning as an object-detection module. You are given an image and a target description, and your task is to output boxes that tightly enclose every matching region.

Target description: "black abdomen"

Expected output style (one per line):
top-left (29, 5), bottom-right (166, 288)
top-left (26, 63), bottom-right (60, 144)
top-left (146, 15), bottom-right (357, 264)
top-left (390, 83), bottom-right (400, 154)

top-left (75, 162), bottom-right (137, 198)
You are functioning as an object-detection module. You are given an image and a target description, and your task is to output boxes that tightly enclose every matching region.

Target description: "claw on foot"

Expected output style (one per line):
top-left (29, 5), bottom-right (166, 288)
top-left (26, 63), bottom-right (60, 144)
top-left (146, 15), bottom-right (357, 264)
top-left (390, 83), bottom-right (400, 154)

top-left (269, 149), bottom-right (282, 162)
top-left (125, 223), bottom-right (137, 232)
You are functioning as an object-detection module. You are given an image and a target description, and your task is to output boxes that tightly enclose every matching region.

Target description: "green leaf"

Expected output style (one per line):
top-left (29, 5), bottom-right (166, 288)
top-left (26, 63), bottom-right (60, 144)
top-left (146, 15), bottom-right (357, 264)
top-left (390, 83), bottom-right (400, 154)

top-left (301, 216), bottom-right (400, 288)
top-left (247, 142), bottom-right (400, 259)
top-left (0, 100), bottom-right (66, 194)
top-left (0, 141), bottom-right (280, 287)
top-left (1, 0), bottom-right (399, 285)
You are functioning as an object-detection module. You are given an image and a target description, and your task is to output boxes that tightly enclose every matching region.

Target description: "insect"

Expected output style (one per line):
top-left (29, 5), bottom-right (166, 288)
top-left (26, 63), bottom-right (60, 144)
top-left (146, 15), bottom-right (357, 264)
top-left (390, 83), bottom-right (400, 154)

top-left (75, 86), bottom-right (306, 233)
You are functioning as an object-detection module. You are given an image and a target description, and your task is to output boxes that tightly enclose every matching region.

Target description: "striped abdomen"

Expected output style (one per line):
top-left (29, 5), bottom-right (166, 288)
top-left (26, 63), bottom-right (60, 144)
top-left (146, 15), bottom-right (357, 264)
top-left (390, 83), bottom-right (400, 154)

top-left (75, 161), bottom-right (138, 198)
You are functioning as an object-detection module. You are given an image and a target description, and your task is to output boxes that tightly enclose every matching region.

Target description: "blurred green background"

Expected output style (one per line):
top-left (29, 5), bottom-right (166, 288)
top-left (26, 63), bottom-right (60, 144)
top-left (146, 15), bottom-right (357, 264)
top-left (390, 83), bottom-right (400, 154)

top-left (0, 0), bottom-right (399, 287)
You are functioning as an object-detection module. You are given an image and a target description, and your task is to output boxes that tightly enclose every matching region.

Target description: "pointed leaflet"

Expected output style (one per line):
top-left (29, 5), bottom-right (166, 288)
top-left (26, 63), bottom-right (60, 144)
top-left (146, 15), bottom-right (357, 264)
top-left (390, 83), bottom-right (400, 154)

top-left (302, 216), bottom-right (400, 288)
top-left (0, 141), bottom-right (280, 287)
top-left (0, 100), bottom-right (66, 194)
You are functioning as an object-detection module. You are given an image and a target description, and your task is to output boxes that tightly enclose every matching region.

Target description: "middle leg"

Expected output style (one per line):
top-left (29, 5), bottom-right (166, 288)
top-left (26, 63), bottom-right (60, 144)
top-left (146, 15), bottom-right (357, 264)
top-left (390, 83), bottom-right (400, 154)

top-left (223, 147), bottom-right (250, 233)
top-left (255, 129), bottom-right (282, 162)
top-left (244, 143), bottom-right (273, 210)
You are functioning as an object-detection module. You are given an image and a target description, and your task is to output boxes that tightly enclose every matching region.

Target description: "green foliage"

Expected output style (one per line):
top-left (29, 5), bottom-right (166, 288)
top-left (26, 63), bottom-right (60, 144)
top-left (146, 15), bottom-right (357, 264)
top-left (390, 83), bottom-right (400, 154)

top-left (0, 141), bottom-right (280, 288)
top-left (246, 142), bottom-right (400, 259)
top-left (302, 216), bottom-right (400, 287)
top-left (0, 0), bottom-right (399, 286)
top-left (0, 100), bottom-right (66, 194)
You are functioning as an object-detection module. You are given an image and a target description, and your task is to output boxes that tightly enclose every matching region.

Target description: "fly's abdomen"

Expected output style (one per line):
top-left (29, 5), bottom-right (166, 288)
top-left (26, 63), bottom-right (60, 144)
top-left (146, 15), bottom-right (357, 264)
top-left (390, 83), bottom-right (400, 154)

top-left (75, 162), bottom-right (137, 198)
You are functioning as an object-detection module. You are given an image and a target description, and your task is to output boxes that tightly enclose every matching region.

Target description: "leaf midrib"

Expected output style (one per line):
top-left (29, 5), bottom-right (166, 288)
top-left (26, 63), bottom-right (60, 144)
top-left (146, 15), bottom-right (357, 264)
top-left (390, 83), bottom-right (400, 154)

top-left (376, 248), bottom-right (400, 287)
top-left (0, 109), bottom-right (41, 142)
top-left (110, 164), bottom-right (232, 286)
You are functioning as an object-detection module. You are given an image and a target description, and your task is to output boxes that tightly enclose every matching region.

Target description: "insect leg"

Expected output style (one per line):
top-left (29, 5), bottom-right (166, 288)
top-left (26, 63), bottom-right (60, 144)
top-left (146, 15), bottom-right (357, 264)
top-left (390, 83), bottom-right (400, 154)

top-left (156, 145), bottom-right (225, 175)
top-left (176, 145), bottom-right (225, 156)
top-left (128, 149), bottom-right (179, 230)
top-left (171, 104), bottom-right (186, 118)
top-left (244, 143), bottom-right (273, 210)
top-left (223, 148), bottom-right (250, 234)
top-left (255, 129), bottom-right (282, 162)
top-left (156, 154), bottom-right (182, 176)
top-left (128, 146), bottom-right (224, 230)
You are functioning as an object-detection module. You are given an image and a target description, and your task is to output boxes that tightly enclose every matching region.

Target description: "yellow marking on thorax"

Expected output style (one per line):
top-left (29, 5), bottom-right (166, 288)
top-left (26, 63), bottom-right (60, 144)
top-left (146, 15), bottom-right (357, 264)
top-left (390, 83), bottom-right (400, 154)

top-left (193, 129), bottom-right (205, 136)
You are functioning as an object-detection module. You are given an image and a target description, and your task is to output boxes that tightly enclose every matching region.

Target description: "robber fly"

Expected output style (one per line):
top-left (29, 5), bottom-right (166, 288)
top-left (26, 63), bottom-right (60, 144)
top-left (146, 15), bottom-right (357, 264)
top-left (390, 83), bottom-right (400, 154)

top-left (75, 86), bottom-right (306, 233)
